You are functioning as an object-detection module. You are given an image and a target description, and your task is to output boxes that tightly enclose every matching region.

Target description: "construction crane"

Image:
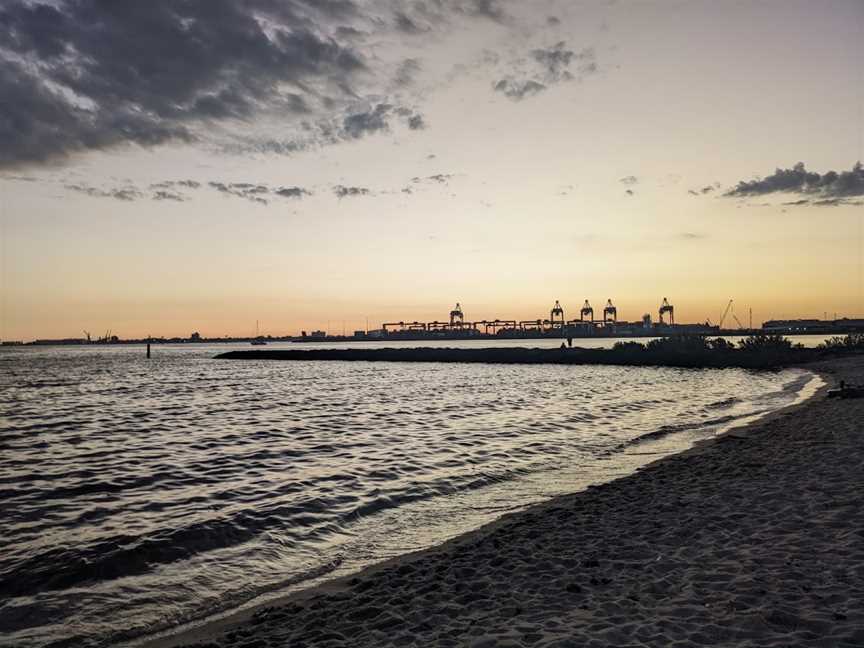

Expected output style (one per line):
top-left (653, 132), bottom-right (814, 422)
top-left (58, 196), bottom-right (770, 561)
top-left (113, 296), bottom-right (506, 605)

top-left (659, 298), bottom-right (674, 325)
top-left (603, 299), bottom-right (617, 322)
top-left (83, 330), bottom-right (91, 343)
top-left (449, 303), bottom-right (464, 328)
top-left (550, 300), bottom-right (565, 328)
top-left (580, 300), bottom-right (594, 322)
top-left (718, 299), bottom-right (734, 328)
top-left (732, 313), bottom-right (746, 330)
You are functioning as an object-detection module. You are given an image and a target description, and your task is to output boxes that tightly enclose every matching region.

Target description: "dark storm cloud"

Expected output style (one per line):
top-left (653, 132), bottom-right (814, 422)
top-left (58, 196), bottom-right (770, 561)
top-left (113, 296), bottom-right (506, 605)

top-left (0, 0), bottom-right (517, 169)
top-left (725, 162), bottom-right (864, 199)
top-left (0, 0), bottom-right (367, 169)
top-left (493, 43), bottom-right (596, 102)
top-left (333, 184), bottom-right (370, 198)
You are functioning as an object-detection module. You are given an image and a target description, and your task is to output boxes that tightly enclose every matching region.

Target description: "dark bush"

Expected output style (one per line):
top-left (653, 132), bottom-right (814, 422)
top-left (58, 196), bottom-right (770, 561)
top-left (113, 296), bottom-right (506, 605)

top-left (819, 333), bottom-right (864, 351)
top-left (612, 341), bottom-right (646, 352)
top-left (707, 337), bottom-right (736, 351)
top-left (646, 335), bottom-right (710, 352)
top-left (737, 333), bottom-right (794, 352)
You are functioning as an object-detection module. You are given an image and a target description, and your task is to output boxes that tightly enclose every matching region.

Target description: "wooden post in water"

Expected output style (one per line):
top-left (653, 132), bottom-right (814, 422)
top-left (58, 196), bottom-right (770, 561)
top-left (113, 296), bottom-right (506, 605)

top-left (146, 342), bottom-right (151, 358)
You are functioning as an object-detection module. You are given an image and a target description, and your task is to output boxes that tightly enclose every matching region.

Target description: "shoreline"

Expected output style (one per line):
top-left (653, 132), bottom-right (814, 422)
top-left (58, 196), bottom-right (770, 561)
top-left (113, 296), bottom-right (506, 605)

top-left (137, 359), bottom-right (862, 648)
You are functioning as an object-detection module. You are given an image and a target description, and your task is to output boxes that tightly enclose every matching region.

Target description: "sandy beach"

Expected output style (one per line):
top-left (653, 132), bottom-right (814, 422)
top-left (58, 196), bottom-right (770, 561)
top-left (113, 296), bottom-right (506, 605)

top-left (148, 356), bottom-right (864, 648)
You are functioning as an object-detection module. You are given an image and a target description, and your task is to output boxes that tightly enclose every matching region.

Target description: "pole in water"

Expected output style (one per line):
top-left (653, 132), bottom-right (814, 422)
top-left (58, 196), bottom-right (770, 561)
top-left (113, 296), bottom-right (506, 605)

top-left (146, 342), bottom-right (151, 358)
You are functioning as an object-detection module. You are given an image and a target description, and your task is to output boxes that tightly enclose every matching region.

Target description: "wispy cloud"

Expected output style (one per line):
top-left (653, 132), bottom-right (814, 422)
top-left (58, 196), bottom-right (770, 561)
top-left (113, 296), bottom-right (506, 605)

top-left (493, 42), bottom-right (597, 101)
top-left (725, 162), bottom-right (864, 200)
top-left (153, 190), bottom-right (186, 202)
top-left (333, 185), bottom-right (371, 198)
top-left (275, 187), bottom-right (311, 199)
top-left (66, 184), bottom-right (142, 202)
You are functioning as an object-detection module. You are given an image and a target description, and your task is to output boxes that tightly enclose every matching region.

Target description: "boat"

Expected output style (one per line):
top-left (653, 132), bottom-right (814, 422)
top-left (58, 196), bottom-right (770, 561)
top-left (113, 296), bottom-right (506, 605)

top-left (250, 320), bottom-right (268, 345)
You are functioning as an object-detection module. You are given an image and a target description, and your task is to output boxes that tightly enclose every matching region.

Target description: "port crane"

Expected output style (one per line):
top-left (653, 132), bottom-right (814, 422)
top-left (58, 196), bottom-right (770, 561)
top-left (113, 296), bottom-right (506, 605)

top-left (718, 300), bottom-right (734, 328)
top-left (580, 300), bottom-right (594, 322)
top-left (603, 300), bottom-right (617, 323)
top-left (449, 303), bottom-right (465, 328)
top-left (659, 298), bottom-right (674, 325)
top-left (717, 300), bottom-right (747, 330)
top-left (549, 300), bottom-right (565, 328)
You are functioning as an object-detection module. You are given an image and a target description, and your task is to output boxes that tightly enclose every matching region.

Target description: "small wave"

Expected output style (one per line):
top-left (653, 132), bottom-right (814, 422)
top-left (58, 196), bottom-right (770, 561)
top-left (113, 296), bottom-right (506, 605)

top-left (620, 413), bottom-right (747, 447)
top-left (706, 396), bottom-right (741, 409)
top-left (0, 519), bottom-right (259, 599)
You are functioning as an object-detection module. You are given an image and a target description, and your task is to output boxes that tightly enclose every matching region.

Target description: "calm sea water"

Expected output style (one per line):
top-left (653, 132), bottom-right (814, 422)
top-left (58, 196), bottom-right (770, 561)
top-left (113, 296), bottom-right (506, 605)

top-left (0, 343), bottom-right (821, 647)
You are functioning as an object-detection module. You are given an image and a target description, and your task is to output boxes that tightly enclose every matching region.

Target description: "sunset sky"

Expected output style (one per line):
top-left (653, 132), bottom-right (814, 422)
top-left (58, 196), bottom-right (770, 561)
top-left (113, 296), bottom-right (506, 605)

top-left (1, 0), bottom-right (863, 340)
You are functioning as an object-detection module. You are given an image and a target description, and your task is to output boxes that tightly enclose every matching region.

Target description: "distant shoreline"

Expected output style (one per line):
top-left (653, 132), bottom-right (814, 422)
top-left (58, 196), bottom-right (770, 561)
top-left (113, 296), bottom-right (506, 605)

top-left (2, 329), bottom-right (858, 347)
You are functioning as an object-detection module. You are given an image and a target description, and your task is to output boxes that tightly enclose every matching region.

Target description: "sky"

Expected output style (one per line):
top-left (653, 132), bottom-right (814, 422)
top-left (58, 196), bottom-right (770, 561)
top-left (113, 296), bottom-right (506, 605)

top-left (1, 0), bottom-right (863, 340)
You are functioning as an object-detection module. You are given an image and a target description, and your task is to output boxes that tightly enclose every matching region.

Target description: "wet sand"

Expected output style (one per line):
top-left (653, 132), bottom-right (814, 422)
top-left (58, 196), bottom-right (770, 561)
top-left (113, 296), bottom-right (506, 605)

top-left (148, 357), bottom-right (864, 648)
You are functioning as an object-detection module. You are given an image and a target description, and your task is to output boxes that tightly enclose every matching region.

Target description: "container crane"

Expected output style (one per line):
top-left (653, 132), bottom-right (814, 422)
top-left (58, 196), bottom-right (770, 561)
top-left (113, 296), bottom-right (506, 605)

top-left (580, 300), bottom-right (594, 322)
top-left (659, 298), bottom-right (674, 325)
top-left (549, 300), bottom-right (565, 328)
top-left (603, 299), bottom-right (617, 322)
top-left (449, 303), bottom-right (465, 328)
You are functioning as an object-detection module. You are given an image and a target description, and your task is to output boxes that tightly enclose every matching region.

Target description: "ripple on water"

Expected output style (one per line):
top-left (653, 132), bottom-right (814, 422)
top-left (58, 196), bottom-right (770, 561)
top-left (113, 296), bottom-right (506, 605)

top-left (0, 344), bottom-right (819, 647)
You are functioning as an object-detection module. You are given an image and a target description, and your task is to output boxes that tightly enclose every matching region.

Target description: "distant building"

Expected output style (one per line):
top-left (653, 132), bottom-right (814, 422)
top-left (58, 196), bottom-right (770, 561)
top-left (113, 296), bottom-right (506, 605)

top-left (190, 332), bottom-right (201, 341)
top-left (762, 318), bottom-right (864, 334)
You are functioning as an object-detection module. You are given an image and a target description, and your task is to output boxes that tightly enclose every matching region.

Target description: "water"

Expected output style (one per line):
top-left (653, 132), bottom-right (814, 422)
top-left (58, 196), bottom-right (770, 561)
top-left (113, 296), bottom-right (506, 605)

top-left (0, 344), bottom-right (821, 647)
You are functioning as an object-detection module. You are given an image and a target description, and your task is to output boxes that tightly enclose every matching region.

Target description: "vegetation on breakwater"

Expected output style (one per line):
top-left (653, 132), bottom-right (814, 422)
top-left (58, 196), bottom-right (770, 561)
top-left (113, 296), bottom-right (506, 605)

top-left (217, 334), bottom-right (864, 369)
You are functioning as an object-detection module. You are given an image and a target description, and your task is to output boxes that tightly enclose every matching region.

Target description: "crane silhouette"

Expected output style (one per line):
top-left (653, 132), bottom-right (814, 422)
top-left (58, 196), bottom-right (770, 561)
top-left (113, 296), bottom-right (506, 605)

top-left (449, 303), bottom-right (464, 327)
top-left (550, 300), bottom-right (565, 328)
top-left (659, 298), bottom-right (674, 325)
